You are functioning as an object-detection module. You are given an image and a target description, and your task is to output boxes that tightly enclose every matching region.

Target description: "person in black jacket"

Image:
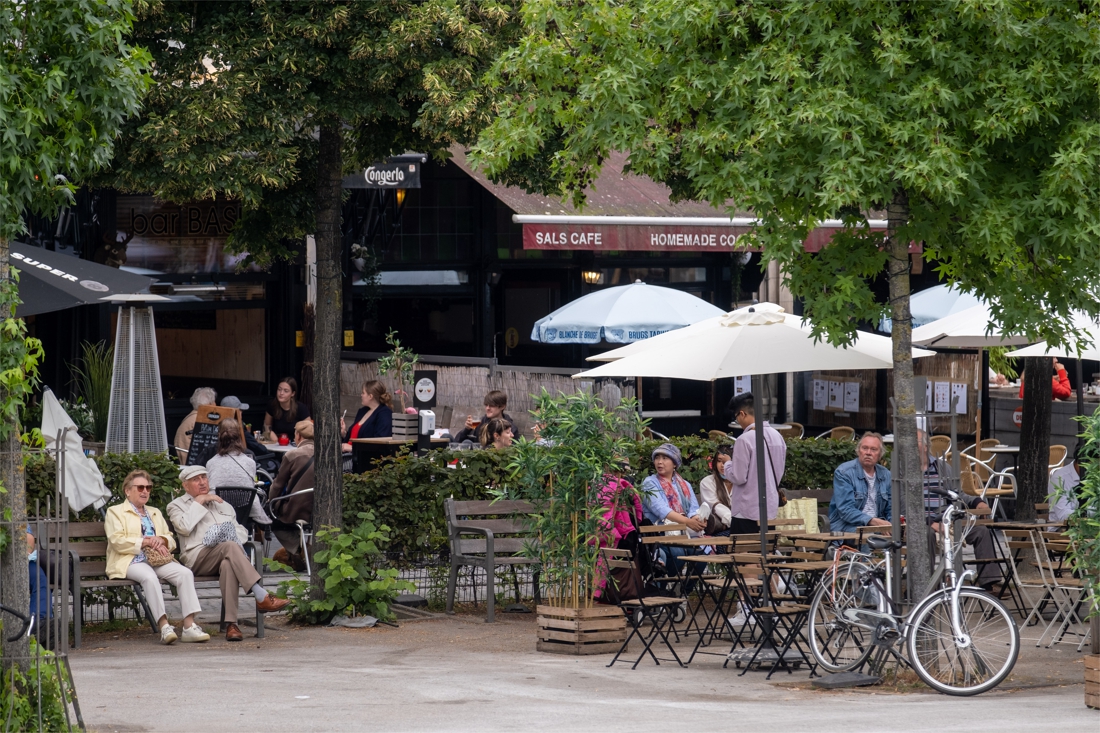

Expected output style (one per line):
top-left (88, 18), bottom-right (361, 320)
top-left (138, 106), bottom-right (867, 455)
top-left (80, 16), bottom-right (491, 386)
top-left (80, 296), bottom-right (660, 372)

top-left (454, 390), bottom-right (515, 444)
top-left (341, 380), bottom-right (394, 453)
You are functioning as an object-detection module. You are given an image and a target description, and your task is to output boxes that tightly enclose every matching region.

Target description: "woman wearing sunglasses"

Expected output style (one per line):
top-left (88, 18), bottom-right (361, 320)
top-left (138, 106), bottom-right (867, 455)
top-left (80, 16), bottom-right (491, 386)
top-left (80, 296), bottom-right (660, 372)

top-left (104, 470), bottom-right (209, 644)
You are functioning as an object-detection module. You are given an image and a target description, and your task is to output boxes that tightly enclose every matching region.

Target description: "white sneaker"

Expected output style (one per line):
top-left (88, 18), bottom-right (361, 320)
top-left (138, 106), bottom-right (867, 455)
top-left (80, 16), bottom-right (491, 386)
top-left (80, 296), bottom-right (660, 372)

top-left (180, 624), bottom-right (210, 643)
top-left (160, 625), bottom-right (178, 645)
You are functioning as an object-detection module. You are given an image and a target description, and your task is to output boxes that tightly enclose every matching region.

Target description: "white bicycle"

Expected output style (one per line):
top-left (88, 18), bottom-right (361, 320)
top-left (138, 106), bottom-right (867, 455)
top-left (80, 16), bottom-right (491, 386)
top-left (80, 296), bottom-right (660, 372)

top-left (808, 486), bottom-right (1019, 696)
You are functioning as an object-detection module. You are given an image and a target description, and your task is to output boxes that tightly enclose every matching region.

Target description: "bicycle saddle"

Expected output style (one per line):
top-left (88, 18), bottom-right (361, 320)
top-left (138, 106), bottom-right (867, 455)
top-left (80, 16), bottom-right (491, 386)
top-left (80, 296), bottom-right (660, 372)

top-left (866, 535), bottom-right (904, 551)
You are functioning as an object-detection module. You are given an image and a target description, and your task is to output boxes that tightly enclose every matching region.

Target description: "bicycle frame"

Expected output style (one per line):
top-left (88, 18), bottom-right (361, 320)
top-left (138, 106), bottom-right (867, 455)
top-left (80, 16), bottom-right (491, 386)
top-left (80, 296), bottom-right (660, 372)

top-left (836, 496), bottom-right (978, 645)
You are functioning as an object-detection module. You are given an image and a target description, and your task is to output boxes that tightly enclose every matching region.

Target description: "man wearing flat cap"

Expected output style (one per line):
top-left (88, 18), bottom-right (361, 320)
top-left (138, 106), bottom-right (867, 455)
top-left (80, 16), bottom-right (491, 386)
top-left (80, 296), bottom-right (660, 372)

top-left (167, 465), bottom-right (288, 641)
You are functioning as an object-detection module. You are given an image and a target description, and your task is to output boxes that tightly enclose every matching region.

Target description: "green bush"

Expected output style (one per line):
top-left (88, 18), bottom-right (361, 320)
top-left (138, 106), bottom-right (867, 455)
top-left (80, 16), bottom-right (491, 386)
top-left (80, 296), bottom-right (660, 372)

top-left (24, 451), bottom-right (182, 518)
top-left (272, 511), bottom-right (413, 624)
top-left (0, 637), bottom-right (73, 731)
top-left (341, 433), bottom-right (864, 555)
top-left (782, 438), bottom-right (861, 491)
top-left (343, 448), bottom-right (509, 553)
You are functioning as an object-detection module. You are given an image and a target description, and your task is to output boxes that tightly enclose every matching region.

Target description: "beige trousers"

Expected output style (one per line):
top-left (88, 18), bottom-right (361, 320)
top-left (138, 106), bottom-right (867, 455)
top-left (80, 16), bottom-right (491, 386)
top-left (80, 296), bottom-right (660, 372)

top-left (189, 542), bottom-right (261, 623)
top-left (126, 561), bottom-right (202, 623)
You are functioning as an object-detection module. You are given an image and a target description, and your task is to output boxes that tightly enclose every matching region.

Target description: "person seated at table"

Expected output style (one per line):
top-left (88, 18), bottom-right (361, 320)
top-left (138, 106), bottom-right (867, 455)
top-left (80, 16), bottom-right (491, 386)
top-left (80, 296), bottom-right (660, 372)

top-left (206, 418), bottom-right (269, 531)
top-left (721, 393), bottom-right (786, 535)
top-left (916, 432), bottom-right (1001, 590)
top-left (264, 376), bottom-right (310, 441)
top-left (269, 420), bottom-right (315, 572)
top-left (1018, 358), bottom-right (1072, 400)
top-left (640, 443), bottom-right (705, 577)
top-left (594, 467), bottom-right (643, 602)
top-left (174, 387), bottom-right (216, 460)
top-left (1047, 444), bottom-right (1088, 523)
top-left (829, 433), bottom-right (892, 534)
top-left (480, 417), bottom-right (513, 450)
top-left (454, 390), bottom-right (515, 444)
top-left (699, 444), bottom-right (735, 536)
top-left (340, 380), bottom-right (394, 453)
top-left (105, 470), bottom-right (210, 645)
top-left (168, 465), bottom-right (289, 641)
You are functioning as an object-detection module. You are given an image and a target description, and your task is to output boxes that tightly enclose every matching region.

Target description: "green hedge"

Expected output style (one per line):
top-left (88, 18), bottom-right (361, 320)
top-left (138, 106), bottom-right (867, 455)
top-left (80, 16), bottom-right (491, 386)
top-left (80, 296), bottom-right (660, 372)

top-left (342, 434), bottom-right (859, 554)
top-left (24, 451), bottom-right (182, 518)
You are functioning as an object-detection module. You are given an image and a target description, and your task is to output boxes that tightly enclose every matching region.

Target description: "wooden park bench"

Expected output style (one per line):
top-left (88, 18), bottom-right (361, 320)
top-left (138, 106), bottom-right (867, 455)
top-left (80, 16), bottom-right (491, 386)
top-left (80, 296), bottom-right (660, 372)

top-left (68, 520), bottom-right (266, 648)
top-left (444, 498), bottom-right (540, 623)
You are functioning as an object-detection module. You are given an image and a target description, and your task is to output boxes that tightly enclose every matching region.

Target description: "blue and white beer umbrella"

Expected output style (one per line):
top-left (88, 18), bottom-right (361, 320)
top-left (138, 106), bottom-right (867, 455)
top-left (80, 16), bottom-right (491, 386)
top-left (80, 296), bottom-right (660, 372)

top-left (531, 281), bottom-right (725, 344)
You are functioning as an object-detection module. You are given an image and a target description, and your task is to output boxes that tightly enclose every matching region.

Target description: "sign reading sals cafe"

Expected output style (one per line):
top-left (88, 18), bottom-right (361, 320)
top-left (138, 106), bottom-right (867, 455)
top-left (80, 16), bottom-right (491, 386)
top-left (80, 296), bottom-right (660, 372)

top-left (516, 216), bottom-right (920, 253)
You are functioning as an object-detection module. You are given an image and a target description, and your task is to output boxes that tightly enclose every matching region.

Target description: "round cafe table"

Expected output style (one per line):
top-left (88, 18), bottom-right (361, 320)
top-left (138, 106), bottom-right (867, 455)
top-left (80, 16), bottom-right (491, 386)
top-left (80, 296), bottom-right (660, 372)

top-left (985, 444), bottom-right (1020, 472)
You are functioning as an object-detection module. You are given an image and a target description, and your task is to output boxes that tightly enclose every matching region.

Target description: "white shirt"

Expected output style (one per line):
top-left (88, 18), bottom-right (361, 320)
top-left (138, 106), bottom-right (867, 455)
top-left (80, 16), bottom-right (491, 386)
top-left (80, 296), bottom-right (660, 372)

top-left (861, 469), bottom-right (878, 517)
top-left (1047, 464), bottom-right (1080, 523)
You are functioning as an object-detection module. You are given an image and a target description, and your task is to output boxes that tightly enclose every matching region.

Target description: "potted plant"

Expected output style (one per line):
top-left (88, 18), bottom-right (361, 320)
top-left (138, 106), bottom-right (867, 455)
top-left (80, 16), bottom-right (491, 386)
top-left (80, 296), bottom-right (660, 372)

top-left (377, 329), bottom-right (419, 437)
top-left (1062, 412), bottom-right (1099, 708)
top-left (71, 340), bottom-right (113, 453)
top-left (502, 389), bottom-right (644, 654)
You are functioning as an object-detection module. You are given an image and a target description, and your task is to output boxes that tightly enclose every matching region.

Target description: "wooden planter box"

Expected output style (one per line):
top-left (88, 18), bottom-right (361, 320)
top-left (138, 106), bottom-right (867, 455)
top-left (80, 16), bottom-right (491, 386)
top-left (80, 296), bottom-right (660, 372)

top-left (1087, 655), bottom-right (1099, 709)
top-left (391, 413), bottom-right (418, 438)
top-left (536, 605), bottom-right (627, 656)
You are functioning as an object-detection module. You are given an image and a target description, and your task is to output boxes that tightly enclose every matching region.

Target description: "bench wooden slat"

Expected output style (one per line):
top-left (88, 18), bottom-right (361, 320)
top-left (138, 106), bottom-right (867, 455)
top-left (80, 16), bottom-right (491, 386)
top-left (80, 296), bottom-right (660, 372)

top-left (70, 540), bottom-right (109, 559)
top-left (457, 538), bottom-right (529, 555)
top-left (451, 519), bottom-right (531, 535)
top-left (69, 522), bottom-right (107, 538)
top-left (451, 500), bottom-right (535, 516)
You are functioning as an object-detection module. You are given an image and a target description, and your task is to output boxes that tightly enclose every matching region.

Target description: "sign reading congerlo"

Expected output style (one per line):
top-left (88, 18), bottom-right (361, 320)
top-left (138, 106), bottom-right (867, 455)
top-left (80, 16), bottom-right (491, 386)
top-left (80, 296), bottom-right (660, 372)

top-left (520, 220), bottom-right (920, 254)
top-left (342, 154), bottom-right (426, 189)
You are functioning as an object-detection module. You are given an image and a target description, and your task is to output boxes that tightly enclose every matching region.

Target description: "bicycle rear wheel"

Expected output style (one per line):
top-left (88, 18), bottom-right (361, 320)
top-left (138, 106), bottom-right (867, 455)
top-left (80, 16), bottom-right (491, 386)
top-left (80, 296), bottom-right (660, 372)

top-left (907, 589), bottom-right (1019, 696)
top-left (808, 563), bottom-right (876, 673)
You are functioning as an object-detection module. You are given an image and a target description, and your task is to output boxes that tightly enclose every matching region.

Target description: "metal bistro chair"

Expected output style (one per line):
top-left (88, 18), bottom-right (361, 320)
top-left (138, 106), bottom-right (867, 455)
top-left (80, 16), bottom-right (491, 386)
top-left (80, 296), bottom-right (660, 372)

top-left (215, 486), bottom-right (266, 535)
top-left (776, 422), bottom-right (804, 440)
top-left (267, 488), bottom-right (314, 576)
top-left (929, 435), bottom-right (952, 460)
top-left (1048, 445), bottom-right (1068, 475)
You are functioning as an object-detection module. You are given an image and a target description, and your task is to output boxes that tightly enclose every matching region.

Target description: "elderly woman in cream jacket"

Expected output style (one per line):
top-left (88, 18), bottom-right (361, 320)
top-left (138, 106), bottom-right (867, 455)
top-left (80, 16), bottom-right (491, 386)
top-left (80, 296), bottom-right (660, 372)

top-left (104, 470), bottom-right (209, 645)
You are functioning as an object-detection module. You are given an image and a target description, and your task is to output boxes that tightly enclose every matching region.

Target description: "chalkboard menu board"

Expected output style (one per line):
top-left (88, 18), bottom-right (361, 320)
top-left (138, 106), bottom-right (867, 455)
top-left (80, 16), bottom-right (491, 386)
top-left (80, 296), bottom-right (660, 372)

top-left (186, 405), bottom-right (244, 466)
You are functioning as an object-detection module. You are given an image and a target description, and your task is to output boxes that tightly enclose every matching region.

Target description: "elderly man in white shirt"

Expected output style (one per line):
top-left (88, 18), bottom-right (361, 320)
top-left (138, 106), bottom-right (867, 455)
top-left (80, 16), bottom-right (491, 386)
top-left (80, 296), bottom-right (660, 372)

top-left (167, 465), bottom-right (288, 641)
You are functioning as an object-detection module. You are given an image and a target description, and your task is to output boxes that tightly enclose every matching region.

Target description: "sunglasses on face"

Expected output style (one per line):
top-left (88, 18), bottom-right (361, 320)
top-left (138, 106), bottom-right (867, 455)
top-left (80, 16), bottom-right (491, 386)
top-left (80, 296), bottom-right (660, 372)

top-left (131, 484), bottom-right (152, 492)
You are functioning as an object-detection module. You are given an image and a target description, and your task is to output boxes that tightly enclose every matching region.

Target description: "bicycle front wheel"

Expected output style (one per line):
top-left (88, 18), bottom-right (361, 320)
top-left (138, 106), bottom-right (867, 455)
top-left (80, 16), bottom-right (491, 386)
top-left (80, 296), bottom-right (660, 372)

top-left (907, 589), bottom-right (1019, 696)
top-left (808, 563), bottom-right (875, 673)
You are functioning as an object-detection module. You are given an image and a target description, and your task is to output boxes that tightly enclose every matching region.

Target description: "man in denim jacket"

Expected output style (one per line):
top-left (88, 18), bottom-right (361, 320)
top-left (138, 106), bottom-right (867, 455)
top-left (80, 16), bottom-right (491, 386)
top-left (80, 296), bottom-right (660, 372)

top-left (828, 433), bottom-right (892, 533)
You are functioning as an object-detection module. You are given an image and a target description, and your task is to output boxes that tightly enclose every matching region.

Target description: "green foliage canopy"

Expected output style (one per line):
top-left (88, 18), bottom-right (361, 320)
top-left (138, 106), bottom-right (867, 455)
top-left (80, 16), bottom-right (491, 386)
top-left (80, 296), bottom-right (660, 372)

top-left (472, 0), bottom-right (1100, 345)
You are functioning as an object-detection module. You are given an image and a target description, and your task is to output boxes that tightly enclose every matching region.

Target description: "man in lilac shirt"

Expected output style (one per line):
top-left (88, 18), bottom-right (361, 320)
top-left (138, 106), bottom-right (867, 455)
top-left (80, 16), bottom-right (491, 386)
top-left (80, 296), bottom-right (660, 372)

top-left (719, 393), bottom-right (786, 535)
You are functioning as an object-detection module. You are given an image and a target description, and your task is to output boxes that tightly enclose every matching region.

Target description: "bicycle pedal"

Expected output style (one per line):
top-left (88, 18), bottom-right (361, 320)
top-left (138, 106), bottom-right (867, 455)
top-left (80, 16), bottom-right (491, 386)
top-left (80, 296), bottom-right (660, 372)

top-left (877, 626), bottom-right (900, 641)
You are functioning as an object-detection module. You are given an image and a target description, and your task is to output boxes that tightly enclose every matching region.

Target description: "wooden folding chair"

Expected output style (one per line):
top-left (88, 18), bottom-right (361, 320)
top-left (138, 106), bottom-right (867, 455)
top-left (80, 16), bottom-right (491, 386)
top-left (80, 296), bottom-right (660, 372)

top-left (602, 547), bottom-right (685, 670)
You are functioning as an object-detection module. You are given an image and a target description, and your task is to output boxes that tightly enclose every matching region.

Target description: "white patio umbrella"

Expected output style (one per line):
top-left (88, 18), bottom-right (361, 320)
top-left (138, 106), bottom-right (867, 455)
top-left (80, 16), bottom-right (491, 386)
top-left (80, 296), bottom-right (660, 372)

top-left (41, 388), bottom-right (111, 512)
top-left (531, 280), bottom-right (724, 344)
top-left (577, 303), bottom-right (933, 380)
top-left (1006, 318), bottom-right (1100, 420)
top-left (912, 304), bottom-right (1034, 444)
top-left (880, 284), bottom-right (985, 333)
top-left (574, 302), bottom-right (933, 561)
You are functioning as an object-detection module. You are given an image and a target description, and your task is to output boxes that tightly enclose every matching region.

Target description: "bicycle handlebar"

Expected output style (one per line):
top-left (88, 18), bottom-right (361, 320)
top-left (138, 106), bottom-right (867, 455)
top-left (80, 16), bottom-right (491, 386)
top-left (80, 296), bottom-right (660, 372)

top-left (0, 604), bottom-right (33, 642)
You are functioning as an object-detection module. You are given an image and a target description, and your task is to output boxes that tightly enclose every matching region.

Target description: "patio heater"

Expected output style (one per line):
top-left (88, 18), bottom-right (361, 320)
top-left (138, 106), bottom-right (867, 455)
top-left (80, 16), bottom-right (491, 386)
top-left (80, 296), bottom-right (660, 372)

top-left (106, 305), bottom-right (168, 453)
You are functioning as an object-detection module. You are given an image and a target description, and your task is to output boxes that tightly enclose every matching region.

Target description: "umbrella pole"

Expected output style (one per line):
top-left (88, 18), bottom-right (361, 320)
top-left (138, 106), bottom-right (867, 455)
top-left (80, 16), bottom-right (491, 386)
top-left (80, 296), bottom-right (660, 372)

top-left (751, 376), bottom-right (769, 576)
top-left (1076, 359), bottom-right (1085, 423)
top-left (981, 343), bottom-right (990, 444)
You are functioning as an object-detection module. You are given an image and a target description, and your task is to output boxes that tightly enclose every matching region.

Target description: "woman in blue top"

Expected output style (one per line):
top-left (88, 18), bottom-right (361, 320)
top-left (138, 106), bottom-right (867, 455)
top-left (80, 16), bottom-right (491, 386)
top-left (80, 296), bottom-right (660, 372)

top-left (640, 443), bottom-right (705, 578)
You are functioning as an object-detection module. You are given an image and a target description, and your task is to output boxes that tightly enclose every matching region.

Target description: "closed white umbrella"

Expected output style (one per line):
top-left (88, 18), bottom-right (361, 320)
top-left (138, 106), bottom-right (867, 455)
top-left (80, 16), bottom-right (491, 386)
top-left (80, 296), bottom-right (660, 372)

top-left (532, 280), bottom-right (724, 344)
top-left (576, 303), bottom-right (933, 380)
top-left (41, 388), bottom-right (111, 512)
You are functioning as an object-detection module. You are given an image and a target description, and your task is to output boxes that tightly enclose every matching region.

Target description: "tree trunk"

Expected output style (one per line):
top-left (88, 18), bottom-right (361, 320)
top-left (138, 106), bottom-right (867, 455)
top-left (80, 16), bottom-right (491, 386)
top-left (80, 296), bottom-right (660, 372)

top-left (885, 187), bottom-right (928, 600)
top-left (1017, 357), bottom-right (1052, 522)
top-left (311, 124), bottom-right (345, 565)
top-left (0, 236), bottom-right (31, 671)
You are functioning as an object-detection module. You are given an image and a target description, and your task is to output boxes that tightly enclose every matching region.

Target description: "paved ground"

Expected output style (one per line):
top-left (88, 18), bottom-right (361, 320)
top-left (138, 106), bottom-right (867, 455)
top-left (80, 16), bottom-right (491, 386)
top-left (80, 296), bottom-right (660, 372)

top-left (69, 609), bottom-right (1097, 733)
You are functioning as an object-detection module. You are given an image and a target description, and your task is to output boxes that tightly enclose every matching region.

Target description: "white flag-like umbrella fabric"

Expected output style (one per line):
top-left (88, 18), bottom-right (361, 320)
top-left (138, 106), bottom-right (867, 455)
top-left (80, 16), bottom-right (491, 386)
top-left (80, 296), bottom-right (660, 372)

top-left (41, 388), bottom-right (112, 512)
top-left (880, 284), bottom-right (985, 333)
top-left (574, 303), bottom-right (934, 381)
top-left (531, 281), bottom-right (725, 345)
top-left (1005, 316), bottom-right (1100, 361)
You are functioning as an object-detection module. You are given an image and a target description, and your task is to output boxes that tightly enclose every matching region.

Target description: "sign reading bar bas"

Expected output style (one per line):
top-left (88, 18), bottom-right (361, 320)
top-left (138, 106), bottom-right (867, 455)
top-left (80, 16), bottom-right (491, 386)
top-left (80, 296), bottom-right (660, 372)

top-left (343, 154), bottom-right (426, 189)
top-left (523, 223), bottom-right (921, 254)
